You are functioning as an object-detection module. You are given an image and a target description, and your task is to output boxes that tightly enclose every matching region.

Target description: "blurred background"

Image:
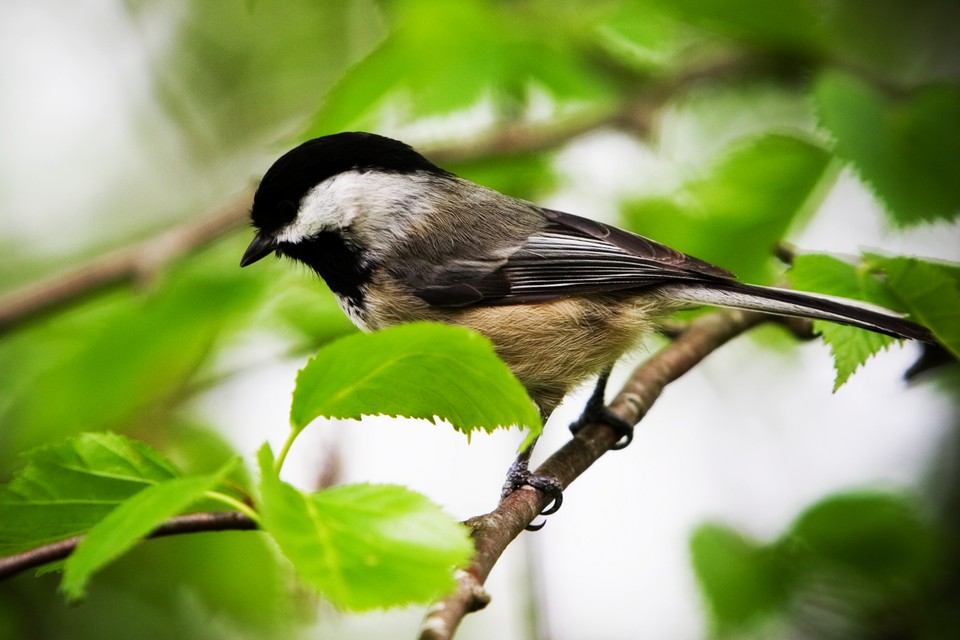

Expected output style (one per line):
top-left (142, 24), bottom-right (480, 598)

top-left (1, 0), bottom-right (958, 638)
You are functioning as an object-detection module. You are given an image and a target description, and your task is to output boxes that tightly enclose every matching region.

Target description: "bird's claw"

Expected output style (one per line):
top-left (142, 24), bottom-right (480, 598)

top-left (501, 454), bottom-right (564, 530)
top-left (569, 404), bottom-right (635, 450)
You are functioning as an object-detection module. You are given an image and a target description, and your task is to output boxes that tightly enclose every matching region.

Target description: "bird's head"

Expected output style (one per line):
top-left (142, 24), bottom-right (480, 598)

top-left (239, 132), bottom-right (445, 268)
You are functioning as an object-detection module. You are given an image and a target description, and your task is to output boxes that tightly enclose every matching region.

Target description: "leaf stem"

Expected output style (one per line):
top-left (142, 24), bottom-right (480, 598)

top-left (273, 429), bottom-right (299, 473)
top-left (205, 491), bottom-right (261, 524)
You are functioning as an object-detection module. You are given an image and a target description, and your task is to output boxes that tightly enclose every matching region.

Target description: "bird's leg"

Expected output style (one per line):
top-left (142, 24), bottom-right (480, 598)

top-left (501, 437), bottom-right (564, 517)
top-left (569, 368), bottom-right (635, 450)
top-left (501, 402), bottom-right (565, 530)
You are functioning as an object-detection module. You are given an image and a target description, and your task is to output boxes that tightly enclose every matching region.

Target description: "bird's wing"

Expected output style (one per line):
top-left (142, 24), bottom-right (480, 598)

top-left (411, 208), bottom-right (735, 307)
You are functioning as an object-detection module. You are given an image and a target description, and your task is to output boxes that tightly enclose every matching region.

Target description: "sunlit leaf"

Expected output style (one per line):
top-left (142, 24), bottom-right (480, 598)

top-left (816, 323), bottom-right (896, 391)
top-left (306, 0), bottom-right (612, 134)
top-left (594, 2), bottom-right (701, 71)
top-left (61, 459), bottom-right (238, 601)
top-left (0, 433), bottom-right (180, 555)
top-left (257, 446), bottom-right (473, 610)
top-left (290, 323), bottom-right (541, 444)
top-left (788, 254), bottom-right (899, 389)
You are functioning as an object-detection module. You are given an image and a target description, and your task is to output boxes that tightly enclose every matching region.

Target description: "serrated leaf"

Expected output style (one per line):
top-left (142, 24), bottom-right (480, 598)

top-left (257, 445), bottom-right (473, 610)
top-left (60, 458), bottom-right (238, 601)
top-left (690, 524), bottom-right (794, 631)
top-left (624, 134), bottom-right (831, 285)
top-left (788, 254), bottom-right (899, 389)
top-left (880, 257), bottom-right (960, 360)
top-left (0, 433), bottom-right (181, 555)
top-left (290, 322), bottom-right (541, 442)
top-left (787, 254), bottom-right (899, 307)
top-left (816, 323), bottom-right (896, 391)
top-left (814, 71), bottom-right (960, 226)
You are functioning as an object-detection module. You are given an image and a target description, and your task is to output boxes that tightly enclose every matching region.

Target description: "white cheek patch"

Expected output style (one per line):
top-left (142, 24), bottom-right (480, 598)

top-left (275, 171), bottom-right (371, 243)
top-left (275, 169), bottom-right (431, 247)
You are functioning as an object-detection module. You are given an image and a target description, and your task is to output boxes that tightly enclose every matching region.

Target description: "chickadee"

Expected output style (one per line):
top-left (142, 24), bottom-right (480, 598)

top-left (241, 132), bottom-right (932, 453)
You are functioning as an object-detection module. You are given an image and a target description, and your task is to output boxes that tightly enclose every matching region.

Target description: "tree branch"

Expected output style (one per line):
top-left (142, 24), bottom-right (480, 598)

top-left (0, 191), bottom-right (253, 335)
top-left (418, 308), bottom-right (768, 640)
top-left (0, 511), bottom-right (257, 581)
top-left (426, 53), bottom-right (764, 165)
top-left (0, 53), bottom-right (768, 337)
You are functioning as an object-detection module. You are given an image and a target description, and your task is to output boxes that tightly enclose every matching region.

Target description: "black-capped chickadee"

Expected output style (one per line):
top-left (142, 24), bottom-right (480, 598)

top-left (240, 132), bottom-right (932, 449)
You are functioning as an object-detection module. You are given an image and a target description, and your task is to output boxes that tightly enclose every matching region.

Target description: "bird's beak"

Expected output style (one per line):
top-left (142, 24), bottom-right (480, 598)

top-left (240, 232), bottom-right (277, 267)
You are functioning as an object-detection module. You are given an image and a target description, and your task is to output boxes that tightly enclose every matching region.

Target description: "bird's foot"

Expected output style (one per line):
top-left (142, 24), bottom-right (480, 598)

top-left (569, 403), bottom-right (635, 450)
top-left (568, 369), bottom-right (635, 450)
top-left (501, 453), bottom-right (564, 531)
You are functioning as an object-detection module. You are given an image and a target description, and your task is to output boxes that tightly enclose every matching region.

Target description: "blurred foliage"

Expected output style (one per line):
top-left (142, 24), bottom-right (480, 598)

top-left (60, 457), bottom-right (239, 601)
top-left (814, 72), bottom-right (960, 227)
top-left (127, 0), bottom-right (387, 159)
top-left (624, 133), bottom-right (832, 284)
top-left (1, 0), bottom-right (958, 637)
top-left (691, 491), bottom-right (950, 638)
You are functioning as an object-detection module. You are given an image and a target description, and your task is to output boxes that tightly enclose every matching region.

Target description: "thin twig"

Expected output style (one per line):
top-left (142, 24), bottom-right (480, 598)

top-left (0, 511), bottom-right (257, 581)
top-left (0, 191), bottom-right (253, 335)
top-left (426, 53), bottom-right (762, 165)
top-left (418, 309), bottom-right (767, 640)
top-left (0, 53), bottom-right (765, 337)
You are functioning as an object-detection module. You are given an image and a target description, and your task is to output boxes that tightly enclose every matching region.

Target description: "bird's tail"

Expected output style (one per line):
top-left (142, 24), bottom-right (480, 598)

top-left (659, 281), bottom-right (934, 343)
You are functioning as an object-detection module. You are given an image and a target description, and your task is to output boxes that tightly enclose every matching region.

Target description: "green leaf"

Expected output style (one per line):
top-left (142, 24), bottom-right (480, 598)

top-left (2, 239), bottom-right (265, 457)
top-left (817, 323), bottom-right (896, 391)
top-left (880, 257), bottom-right (960, 359)
top-left (61, 458), bottom-right (238, 601)
top-left (788, 254), bottom-right (900, 389)
top-left (690, 524), bottom-right (794, 631)
top-left (306, 0), bottom-right (611, 133)
top-left (257, 445), bottom-right (473, 610)
top-left (785, 492), bottom-right (936, 585)
top-left (814, 71), bottom-right (960, 226)
top-left (0, 433), bottom-right (180, 555)
top-left (624, 134), bottom-right (831, 284)
top-left (290, 322), bottom-right (541, 443)
top-left (788, 254), bottom-right (900, 307)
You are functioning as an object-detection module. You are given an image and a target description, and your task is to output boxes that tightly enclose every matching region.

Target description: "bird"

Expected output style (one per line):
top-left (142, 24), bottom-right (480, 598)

top-left (240, 131), bottom-right (933, 506)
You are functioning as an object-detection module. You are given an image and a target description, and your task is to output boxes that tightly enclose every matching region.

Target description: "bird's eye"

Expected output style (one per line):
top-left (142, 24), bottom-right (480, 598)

top-left (276, 200), bottom-right (297, 225)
